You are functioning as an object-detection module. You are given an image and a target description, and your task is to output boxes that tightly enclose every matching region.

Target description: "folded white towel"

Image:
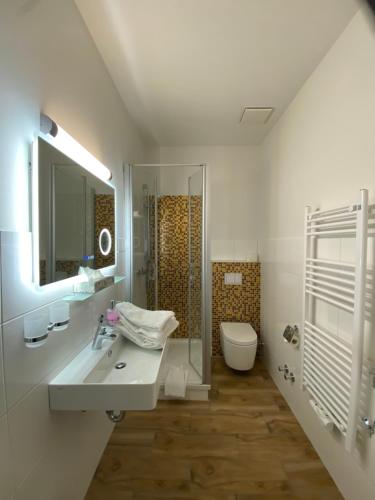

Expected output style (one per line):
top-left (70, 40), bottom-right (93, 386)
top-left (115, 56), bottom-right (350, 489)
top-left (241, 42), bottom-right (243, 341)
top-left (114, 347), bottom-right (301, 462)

top-left (119, 315), bottom-right (176, 339)
top-left (116, 302), bottom-right (175, 332)
top-left (164, 365), bottom-right (188, 398)
top-left (116, 316), bottom-right (179, 350)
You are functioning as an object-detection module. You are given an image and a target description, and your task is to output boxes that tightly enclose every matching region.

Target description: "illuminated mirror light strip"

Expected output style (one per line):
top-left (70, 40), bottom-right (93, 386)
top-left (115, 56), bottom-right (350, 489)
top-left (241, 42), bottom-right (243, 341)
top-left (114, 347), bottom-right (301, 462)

top-left (31, 137), bottom-right (40, 285)
top-left (40, 114), bottom-right (112, 182)
top-left (99, 228), bottom-right (112, 256)
top-left (53, 126), bottom-right (112, 182)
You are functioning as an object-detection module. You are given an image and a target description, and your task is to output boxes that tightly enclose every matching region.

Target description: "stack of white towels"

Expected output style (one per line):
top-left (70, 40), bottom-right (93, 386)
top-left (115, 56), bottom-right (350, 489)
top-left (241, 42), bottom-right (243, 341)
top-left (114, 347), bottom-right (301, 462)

top-left (115, 302), bottom-right (179, 349)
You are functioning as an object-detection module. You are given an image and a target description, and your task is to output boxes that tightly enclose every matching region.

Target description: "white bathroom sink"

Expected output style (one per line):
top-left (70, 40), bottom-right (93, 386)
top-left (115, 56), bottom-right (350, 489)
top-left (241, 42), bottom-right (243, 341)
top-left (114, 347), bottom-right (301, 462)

top-left (49, 333), bottom-right (167, 411)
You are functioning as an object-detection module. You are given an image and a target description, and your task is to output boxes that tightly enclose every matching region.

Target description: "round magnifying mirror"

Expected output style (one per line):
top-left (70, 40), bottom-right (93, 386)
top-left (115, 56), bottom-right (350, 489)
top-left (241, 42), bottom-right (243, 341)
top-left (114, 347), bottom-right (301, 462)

top-left (99, 228), bottom-right (112, 256)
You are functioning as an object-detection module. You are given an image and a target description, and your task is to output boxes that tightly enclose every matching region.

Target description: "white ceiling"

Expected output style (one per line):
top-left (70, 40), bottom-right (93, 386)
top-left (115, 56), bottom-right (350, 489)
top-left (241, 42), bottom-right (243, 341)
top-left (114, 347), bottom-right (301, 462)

top-left (76, 0), bottom-right (358, 146)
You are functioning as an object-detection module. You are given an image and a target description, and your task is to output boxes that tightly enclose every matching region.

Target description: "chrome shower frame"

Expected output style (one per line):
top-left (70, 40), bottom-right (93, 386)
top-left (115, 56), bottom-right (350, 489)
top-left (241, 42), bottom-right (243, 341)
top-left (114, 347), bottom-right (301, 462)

top-left (124, 163), bottom-right (211, 386)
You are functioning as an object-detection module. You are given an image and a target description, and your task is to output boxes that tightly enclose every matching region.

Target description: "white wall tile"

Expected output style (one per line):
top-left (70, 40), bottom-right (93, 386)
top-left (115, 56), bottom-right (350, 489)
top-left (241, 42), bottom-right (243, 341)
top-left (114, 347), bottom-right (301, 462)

top-left (314, 298), bottom-right (339, 336)
top-left (211, 239), bottom-right (235, 261)
top-left (337, 309), bottom-right (354, 345)
top-left (211, 239), bottom-right (259, 262)
top-left (340, 237), bottom-right (356, 264)
top-left (14, 411), bottom-right (112, 500)
top-left (316, 237), bottom-right (341, 262)
top-left (3, 284), bottom-right (122, 409)
top-left (276, 237), bottom-right (304, 276)
top-left (7, 383), bottom-right (58, 485)
top-left (3, 313), bottom-right (72, 409)
top-left (363, 320), bottom-right (375, 362)
top-left (366, 237), bottom-right (375, 269)
top-left (0, 232), bottom-right (72, 323)
top-left (234, 239), bottom-right (258, 261)
top-left (0, 414), bottom-right (15, 500)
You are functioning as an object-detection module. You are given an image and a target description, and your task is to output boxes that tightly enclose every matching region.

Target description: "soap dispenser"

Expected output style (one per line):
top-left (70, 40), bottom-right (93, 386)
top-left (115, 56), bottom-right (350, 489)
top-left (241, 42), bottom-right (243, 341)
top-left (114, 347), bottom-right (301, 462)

top-left (106, 300), bottom-right (119, 326)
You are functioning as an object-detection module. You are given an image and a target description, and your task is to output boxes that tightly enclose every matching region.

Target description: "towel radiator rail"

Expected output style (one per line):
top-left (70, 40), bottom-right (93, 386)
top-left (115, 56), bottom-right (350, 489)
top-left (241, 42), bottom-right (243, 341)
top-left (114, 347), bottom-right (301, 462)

top-left (301, 189), bottom-right (370, 452)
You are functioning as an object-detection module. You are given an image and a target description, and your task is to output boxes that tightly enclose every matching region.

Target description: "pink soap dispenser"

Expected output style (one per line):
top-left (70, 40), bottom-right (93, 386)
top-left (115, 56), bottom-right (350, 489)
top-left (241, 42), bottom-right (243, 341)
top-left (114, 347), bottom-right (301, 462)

top-left (106, 300), bottom-right (120, 326)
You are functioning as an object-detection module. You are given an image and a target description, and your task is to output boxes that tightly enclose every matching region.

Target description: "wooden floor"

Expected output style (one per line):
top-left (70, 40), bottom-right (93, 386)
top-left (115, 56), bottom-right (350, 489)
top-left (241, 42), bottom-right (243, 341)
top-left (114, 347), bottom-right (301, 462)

top-left (85, 358), bottom-right (343, 500)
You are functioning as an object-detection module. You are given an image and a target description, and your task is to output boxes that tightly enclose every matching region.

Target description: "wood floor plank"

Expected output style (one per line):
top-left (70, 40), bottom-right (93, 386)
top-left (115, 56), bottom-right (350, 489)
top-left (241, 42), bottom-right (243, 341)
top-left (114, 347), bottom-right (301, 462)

top-left (190, 455), bottom-right (287, 485)
top-left (261, 412), bottom-right (307, 437)
top-left (85, 358), bottom-right (343, 500)
top-left (284, 461), bottom-right (344, 499)
top-left (189, 410), bottom-right (270, 435)
top-left (153, 430), bottom-right (241, 458)
top-left (117, 410), bottom-right (191, 432)
top-left (210, 388), bottom-right (281, 412)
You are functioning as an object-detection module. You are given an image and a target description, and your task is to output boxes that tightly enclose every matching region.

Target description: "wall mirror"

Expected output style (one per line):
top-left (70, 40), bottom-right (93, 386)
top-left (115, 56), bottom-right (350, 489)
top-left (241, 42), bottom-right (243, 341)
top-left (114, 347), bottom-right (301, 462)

top-left (36, 136), bottom-right (115, 286)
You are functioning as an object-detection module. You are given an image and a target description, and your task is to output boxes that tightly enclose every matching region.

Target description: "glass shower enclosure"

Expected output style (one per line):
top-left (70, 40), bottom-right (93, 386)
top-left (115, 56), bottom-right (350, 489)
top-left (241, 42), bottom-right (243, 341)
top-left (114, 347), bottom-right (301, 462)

top-left (188, 169), bottom-right (204, 376)
top-left (125, 164), bottom-right (207, 384)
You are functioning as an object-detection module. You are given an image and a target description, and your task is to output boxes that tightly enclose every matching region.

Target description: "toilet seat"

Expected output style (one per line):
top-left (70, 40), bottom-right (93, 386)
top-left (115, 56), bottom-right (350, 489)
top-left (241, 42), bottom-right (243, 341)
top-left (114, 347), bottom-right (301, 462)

top-left (221, 322), bottom-right (257, 346)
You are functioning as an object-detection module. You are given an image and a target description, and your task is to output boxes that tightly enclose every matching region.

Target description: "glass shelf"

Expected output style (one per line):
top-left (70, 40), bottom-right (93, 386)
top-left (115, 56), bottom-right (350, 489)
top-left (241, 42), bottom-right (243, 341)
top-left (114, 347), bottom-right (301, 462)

top-left (63, 276), bottom-right (125, 302)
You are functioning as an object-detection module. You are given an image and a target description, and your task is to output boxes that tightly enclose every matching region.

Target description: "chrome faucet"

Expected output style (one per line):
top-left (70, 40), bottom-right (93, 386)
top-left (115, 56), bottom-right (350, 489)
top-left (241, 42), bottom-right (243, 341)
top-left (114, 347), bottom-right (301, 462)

top-left (92, 314), bottom-right (116, 350)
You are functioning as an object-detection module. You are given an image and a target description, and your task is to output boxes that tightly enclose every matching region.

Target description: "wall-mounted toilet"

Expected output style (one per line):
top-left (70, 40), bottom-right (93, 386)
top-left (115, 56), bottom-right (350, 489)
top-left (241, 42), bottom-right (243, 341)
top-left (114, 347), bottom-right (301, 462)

top-left (220, 322), bottom-right (258, 371)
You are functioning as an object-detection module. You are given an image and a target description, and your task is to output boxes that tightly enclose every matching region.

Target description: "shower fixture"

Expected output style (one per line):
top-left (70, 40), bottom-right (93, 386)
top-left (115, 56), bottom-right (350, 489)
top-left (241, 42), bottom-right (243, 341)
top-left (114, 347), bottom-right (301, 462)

top-left (282, 324), bottom-right (299, 347)
top-left (278, 363), bottom-right (295, 382)
top-left (361, 417), bottom-right (375, 437)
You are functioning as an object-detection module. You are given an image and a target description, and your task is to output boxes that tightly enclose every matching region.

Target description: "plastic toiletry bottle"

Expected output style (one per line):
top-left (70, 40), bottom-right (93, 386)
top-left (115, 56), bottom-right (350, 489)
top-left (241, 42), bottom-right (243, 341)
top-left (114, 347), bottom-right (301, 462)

top-left (106, 300), bottom-right (120, 326)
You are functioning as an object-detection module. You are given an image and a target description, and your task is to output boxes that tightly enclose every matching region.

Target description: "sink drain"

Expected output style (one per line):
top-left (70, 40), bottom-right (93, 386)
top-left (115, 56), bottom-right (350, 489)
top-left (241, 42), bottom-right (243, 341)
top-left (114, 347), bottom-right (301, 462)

top-left (115, 362), bottom-right (127, 370)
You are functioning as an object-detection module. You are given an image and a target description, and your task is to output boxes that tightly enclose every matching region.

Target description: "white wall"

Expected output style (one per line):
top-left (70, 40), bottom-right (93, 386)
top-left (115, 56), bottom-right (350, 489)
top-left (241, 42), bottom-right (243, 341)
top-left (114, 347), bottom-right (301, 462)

top-left (259, 9), bottom-right (375, 500)
top-left (0, 1), bottom-right (149, 499)
top-left (159, 165), bottom-right (201, 196)
top-left (160, 146), bottom-right (260, 261)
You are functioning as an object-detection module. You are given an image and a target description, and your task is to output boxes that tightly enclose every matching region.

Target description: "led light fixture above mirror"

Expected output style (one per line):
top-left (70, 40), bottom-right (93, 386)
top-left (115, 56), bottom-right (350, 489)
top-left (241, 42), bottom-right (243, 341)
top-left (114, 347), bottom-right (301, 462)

top-left (39, 113), bottom-right (112, 182)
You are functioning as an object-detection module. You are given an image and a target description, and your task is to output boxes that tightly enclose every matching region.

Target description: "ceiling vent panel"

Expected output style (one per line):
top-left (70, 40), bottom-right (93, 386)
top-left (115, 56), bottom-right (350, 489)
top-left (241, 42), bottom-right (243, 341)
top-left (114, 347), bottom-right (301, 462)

top-left (240, 107), bottom-right (274, 126)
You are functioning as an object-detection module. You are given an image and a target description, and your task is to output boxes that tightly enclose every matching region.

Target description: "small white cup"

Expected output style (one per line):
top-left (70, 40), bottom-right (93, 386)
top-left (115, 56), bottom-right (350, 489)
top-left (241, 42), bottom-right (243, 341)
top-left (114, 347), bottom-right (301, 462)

top-left (49, 302), bottom-right (70, 332)
top-left (24, 314), bottom-right (48, 348)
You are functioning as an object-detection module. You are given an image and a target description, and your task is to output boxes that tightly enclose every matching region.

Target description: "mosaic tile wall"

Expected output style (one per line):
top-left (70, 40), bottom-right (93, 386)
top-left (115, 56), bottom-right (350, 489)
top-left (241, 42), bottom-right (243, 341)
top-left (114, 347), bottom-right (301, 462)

top-left (39, 259), bottom-right (81, 285)
top-left (157, 195), bottom-right (202, 338)
top-left (212, 262), bottom-right (260, 356)
top-left (94, 194), bottom-right (115, 269)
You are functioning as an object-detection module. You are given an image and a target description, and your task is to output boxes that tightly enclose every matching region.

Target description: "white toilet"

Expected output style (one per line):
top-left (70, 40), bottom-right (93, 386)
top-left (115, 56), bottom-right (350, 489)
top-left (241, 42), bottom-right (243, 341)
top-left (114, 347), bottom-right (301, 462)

top-left (220, 322), bottom-right (258, 371)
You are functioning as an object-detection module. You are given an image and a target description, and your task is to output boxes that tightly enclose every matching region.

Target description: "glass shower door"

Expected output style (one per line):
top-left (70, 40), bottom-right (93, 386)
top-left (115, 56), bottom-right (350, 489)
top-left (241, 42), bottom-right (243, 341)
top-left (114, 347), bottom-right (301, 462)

top-left (188, 169), bottom-right (203, 377)
top-left (131, 167), bottom-right (158, 309)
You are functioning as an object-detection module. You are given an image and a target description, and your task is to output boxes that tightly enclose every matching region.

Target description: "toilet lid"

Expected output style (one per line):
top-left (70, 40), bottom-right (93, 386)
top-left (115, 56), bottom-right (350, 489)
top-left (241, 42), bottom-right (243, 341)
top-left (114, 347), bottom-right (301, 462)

top-left (221, 322), bottom-right (258, 346)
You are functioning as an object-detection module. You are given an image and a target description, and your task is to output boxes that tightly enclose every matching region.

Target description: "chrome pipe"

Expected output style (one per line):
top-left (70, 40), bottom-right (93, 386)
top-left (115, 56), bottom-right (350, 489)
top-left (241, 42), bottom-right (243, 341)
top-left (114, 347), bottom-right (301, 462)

top-left (106, 410), bottom-right (126, 423)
